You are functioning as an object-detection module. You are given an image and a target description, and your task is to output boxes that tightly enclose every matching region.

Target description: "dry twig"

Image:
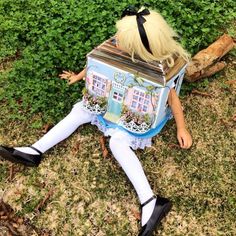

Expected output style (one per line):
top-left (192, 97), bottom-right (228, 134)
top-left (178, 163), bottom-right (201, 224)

top-left (35, 188), bottom-right (54, 213)
top-left (225, 80), bottom-right (236, 85)
top-left (99, 136), bottom-right (109, 158)
top-left (42, 124), bottom-right (53, 134)
top-left (168, 143), bottom-right (180, 149)
top-left (9, 165), bottom-right (14, 181)
top-left (130, 207), bottom-right (141, 221)
top-left (191, 89), bottom-right (212, 97)
top-left (6, 165), bottom-right (23, 182)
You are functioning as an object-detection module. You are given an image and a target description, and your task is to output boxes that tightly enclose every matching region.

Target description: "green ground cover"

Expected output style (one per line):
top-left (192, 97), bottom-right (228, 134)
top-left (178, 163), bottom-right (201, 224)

top-left (0, 0), bottom-right (235, 122)
top-left (0, 58), bottom-right (235, 235)
top-left (0, 0), bottom-right (236, 235)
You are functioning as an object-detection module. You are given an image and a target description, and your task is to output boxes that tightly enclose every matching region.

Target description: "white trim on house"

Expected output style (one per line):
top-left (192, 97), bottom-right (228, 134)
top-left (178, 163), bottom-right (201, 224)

top-left (112, 81), bottom-right (126, 92)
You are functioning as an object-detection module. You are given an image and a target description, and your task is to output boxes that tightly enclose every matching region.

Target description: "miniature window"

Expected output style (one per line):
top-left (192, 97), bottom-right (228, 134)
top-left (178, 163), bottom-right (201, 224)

top-left (139, 97), bottom-right (144, 103)
top-left (131, 89), bottom-right (150, 113)
top-left (113, 91), bottom-right (123, 102)
top-left (131, 101), bottom-right (137, 108)
top-left (143, 105), bottom-right (148, 112)
top-left (92, 74), bottom-right (107, 96)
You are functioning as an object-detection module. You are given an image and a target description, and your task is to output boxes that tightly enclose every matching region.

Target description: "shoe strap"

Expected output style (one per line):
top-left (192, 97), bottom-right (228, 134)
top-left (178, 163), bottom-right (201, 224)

top-left (30, 146), bottom-right (43, 155)
top-left (141, 195), bottom-right (156, 208)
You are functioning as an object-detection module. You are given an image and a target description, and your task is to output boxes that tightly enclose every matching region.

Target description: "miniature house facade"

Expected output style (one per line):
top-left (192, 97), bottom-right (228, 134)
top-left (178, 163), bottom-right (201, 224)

top-left (82, 38), bottom-right (187, 138)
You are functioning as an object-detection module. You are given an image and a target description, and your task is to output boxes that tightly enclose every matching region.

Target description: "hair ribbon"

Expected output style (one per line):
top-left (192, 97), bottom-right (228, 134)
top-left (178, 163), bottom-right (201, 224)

top-left (121, 7), bottom-right (152, 54)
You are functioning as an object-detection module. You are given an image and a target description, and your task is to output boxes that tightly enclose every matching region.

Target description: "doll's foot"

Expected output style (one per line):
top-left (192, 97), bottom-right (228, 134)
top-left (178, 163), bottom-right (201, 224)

top-left (0, 146), bottom-right (42, 167)
top-left (138, 196), bottom-right (172, 236)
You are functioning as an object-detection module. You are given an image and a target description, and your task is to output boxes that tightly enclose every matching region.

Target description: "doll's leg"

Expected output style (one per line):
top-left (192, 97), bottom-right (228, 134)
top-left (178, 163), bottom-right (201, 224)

top-left (109, 131), bottom-right (156, 226)
top-left (15, 102), bottom-right (93, 154)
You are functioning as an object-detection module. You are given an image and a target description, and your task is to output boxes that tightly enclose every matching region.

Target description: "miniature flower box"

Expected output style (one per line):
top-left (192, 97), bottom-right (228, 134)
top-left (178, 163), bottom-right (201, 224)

top-left (82, 88), bottom-right (107, 114)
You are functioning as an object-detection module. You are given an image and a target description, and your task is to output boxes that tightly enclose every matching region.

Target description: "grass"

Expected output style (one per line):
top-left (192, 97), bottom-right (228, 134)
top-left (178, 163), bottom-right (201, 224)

top-left (0, 54), bottom-right (236, 235)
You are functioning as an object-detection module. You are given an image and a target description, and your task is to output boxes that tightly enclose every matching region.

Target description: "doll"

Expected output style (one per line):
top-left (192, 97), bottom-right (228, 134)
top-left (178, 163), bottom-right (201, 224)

top-left (0, 7), bottom-right (192, 236)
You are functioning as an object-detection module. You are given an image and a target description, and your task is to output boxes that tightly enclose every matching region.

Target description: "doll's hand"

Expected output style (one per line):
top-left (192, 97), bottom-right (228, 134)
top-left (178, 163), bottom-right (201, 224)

top-left (59, 70), bottom-right (79, 85)
top-left (177, 128), bottom-right (192, 149)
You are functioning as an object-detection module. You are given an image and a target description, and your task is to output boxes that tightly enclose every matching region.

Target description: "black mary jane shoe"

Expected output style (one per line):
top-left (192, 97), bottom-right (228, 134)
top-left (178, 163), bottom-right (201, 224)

top-left (0, 146), bottom-right (42, 167)
top-left (138, 195), bottom-right (172, 236)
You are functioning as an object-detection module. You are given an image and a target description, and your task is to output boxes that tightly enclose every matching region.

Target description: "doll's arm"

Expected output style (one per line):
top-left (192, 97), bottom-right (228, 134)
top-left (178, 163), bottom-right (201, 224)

top-left (168, 89), bottom-right (192, 149)
top-left (59, 68), bottom-right (86, 85)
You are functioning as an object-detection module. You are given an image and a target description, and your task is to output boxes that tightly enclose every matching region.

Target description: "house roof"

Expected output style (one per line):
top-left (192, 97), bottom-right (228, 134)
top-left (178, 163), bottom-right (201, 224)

top-left (87, 37), bottom-right (187, 86)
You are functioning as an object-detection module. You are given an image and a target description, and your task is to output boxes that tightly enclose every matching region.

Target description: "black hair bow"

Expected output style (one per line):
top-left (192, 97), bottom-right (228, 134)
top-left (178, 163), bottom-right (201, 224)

top-left (121, 6), bottom-right (152, 54)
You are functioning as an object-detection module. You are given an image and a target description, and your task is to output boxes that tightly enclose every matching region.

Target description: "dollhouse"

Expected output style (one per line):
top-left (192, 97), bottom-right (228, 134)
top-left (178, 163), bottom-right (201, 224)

top-left (82, 38), bottom-right (187, 138)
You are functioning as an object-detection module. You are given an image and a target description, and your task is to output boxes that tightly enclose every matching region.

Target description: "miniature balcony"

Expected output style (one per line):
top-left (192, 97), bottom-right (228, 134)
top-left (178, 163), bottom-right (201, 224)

top-left (119, 119), bottom-right (151, 134)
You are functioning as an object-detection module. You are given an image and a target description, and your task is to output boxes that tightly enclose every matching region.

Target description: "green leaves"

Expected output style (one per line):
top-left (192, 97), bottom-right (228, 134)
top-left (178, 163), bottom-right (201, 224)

top-left (0, 0), bottom-right (235, 123)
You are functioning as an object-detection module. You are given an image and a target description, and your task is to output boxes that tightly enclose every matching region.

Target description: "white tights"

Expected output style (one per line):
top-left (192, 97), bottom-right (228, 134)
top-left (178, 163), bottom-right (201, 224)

top-left (16, 102), bottom-right (156, 226)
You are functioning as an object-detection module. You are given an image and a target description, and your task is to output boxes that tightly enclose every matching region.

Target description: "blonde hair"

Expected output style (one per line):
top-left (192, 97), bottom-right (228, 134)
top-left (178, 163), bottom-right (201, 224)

top-left (116, 7), bottom-right (190, 67)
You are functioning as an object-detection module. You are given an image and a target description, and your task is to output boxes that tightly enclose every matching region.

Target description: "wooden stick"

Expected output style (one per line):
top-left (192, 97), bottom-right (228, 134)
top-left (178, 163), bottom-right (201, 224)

top-left (186, 34), bottom-right (234, 82)
top-left (200, 61), bottom-right (226, 78)
top-left (191, 90), bottom-right (212, 97)
top-left (99, 136), bottom-right (109, 158)
top-left (35, 189), bottom-right (54, 212)
top-left (8, 165), bottom-right (14, 181)
top-left (168, 143), bottom-right (180, 149)
top-left (225, 80), bottom-right (236, 85)
top-left (188, 61), bottom-right (226, 81)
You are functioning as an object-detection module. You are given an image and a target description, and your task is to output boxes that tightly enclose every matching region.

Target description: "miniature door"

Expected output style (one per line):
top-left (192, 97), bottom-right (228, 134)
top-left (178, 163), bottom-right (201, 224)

top-left (105, 81), bottom-right (126, 123)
